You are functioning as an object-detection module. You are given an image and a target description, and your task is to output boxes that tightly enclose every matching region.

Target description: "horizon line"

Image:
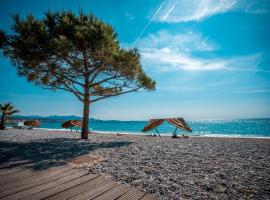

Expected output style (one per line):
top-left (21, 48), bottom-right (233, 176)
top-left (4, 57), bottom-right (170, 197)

top-left (12, 114), bottom-right (270, 122)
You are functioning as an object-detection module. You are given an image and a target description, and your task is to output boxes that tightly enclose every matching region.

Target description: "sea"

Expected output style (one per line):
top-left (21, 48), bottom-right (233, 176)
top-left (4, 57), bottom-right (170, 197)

top-left (12, 118), bottom-right (270, 138)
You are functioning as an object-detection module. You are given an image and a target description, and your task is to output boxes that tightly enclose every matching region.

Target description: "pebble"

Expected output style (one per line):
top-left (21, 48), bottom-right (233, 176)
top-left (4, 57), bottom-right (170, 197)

top-left (0, 129), bottom-right (269, 199)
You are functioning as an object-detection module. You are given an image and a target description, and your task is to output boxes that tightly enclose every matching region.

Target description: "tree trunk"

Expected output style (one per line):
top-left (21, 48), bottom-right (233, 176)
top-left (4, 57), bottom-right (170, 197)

top-left (0, 112), bottom-right (6, 130)
top-left (81, 89), bottom-right (90, 139)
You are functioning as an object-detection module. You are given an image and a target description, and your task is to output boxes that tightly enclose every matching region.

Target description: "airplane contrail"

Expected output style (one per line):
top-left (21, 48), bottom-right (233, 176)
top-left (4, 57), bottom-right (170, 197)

top-left (132, 0), bottom-right (168, 47)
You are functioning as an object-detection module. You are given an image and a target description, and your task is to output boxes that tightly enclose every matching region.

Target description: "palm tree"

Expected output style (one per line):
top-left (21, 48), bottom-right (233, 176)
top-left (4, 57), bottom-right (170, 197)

top-left (0, 103), bottom-right (19, 130)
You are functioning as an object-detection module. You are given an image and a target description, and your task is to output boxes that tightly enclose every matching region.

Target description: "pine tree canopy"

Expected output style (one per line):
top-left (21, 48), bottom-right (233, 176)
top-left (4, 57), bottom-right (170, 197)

top-left (1, 11), bottom-right (156, 103)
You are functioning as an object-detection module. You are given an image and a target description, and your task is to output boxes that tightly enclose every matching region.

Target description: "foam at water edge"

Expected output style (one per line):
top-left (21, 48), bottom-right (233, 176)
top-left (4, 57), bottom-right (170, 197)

top-left (6, 127), bottom-right (270, 139)
top-left (36, 127), bottom-right (70, 131)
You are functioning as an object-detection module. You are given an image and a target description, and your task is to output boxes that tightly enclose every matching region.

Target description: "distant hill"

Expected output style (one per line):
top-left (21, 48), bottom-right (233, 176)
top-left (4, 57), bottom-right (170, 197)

top-left (10, 115), bottom-right (146, 123)
top-left (10, 115), bottom-right (102, 122)
top-left (13, 115), bottom-right (80, 120)
top-left (9, 115), bottom-right (269, 123)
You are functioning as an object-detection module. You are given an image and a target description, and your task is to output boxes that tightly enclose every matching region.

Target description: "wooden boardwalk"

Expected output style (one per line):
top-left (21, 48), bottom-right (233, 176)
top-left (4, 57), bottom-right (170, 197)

top-left (0, 160), bottom-right (158, 200)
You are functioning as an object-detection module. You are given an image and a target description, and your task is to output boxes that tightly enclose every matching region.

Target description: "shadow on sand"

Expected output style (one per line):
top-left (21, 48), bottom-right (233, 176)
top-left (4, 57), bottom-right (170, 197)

top-left (0, 138), bottom-right (132, 171)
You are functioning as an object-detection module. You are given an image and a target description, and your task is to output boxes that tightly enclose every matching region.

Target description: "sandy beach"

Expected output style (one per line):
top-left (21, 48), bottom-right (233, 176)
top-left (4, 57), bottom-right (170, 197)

top-left (0, 129), bottom-right (269, 200)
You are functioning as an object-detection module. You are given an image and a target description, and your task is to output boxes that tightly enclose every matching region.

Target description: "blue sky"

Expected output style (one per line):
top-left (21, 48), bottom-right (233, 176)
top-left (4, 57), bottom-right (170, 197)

top-left (0, 0), bottom-right (270, 120)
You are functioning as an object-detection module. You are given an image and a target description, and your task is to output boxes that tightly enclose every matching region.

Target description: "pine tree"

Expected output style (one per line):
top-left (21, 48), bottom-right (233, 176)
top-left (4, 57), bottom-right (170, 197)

top-left (0, 11), bottom-right (155, 139)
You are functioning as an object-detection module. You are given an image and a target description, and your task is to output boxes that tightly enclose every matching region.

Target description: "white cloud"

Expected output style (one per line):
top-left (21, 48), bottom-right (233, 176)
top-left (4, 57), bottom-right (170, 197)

top-left (142, 47), bottom-right (262, 72)
top-left (155, 0), bottom-right (268, 23)
top-left (136, 30), bottom-right (263, 72)
top-left (238, 0), bottom-right (269, 14)
top-left (156, 0), bottom-right (236, 23)
top-left (137, 31), bottom-right (217, 52)
top-left (238, 88), bottom-right (270, 93)
top-left (142, 47), bottom-right (227, 71)
top-left (125, 13), bottom-right (135, 21)
top-left (158, 80), bottom-right (235, 91)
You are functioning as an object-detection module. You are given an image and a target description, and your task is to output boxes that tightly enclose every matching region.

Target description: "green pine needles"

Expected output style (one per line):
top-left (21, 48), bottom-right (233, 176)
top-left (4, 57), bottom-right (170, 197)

top-left (0, 11), bottom-right (155, 139)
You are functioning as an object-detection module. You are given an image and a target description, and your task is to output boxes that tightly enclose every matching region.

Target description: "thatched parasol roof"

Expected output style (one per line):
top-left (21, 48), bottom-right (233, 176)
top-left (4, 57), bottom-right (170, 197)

top-left (61, 120), bottom-right (82, 129)
top-left (166, 118), bottom-right (192, 132)
top-left (142, 117), bottom-right (192, 132)
top-left (142, 119), bottom-right (165, 132)
top-left (24, 120), bottom-right (41, 127)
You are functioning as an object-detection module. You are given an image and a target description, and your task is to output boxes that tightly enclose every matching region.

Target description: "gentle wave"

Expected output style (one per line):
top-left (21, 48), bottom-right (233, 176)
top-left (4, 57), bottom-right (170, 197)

top-left (7, 118), bottom-right (270, 138)
top-left (23, 128), bottom-right (270, 139)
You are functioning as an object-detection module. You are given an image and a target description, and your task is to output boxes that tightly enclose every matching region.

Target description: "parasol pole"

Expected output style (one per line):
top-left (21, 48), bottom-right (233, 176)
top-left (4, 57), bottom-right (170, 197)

top-left (154, 127), bottom-right (161, 137)
top-left (172, 127), bottom-right (178, 138)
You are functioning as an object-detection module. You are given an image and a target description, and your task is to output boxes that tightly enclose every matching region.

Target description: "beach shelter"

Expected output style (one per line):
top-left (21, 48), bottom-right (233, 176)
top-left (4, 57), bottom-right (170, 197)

top-left (142, 117), bottom-right (192, 137)
top-left (61, 120), bottom-right (82, 132)
top-left (24, 120), bottom-right (41, 129)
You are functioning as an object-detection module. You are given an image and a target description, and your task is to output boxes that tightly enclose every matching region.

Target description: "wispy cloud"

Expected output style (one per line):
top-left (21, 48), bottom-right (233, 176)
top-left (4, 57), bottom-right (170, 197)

top-left (237, 88), bottom-right (270, 94)
top-left (125, 13), bottom-right (135, 21)
top-left (158, 80), bottom-right (236, 91)
top-left (137, 30), bottom-right (264, 72)
top-left (142, 47), bottom-right (227, 71)
top-left (156, 0), bottom-right (236, 23)
top-left (158, 81), bottom-right (270, 95)
top-left (142, 47), bottom-right (263, 72)
top-left (239, 0), bottom-right (269, 14)
top-left (132, 0), bottom-right (167, 46)
top-left (137, 31), bottom-right (218, 52)
top-left (155, 0), bottom-right (268, 23)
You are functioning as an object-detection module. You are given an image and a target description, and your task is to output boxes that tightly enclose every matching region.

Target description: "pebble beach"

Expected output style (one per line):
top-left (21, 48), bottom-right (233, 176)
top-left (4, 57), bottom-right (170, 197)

top-left (0, 129), bottom-right (269, 199)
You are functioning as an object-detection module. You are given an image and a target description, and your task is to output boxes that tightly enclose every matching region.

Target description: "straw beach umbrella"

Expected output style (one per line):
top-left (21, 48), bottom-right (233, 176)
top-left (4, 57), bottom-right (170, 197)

top-left (142, 119), bottom-right (165, 136)
top-left (24, 120), bottom-right (41, 129)
top-left (142, 117), bottom-right (192, 138)
top-left (61, 120), bottom-right (82, 132)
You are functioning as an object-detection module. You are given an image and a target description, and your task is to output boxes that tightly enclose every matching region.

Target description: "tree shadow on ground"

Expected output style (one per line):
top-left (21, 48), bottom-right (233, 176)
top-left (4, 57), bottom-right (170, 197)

top-left (0, 138), bottom-right (132, 171)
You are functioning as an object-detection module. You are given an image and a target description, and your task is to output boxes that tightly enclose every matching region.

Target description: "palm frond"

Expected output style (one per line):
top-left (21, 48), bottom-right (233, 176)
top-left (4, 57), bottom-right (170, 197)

top-left (0, 103), bottom-right (19, 115)
top-left (8, 110), bottom-right (20, 115)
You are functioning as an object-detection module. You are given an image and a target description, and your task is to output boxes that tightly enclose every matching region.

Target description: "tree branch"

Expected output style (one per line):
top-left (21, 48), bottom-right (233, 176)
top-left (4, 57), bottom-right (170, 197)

top-left (91, 86), bottom-right (143, 103)
top-left (88, 66), bottom-right (104, 84)
top-left (89, 73), bottom-right (123, 87)
top-left (41, 85), bottom-right (84, 102)
top-left (72, 82), bottom-right (83, 94)
top-left (54, 71), bottom-right (84, 87)
top-left (44, 61), bottom-right (85, 87)
top-left (62, 82), bottom-right (84, 101)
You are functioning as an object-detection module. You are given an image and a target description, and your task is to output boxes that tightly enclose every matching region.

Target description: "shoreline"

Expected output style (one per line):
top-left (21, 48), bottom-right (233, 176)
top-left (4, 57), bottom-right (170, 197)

top-left (7, 127), bottom-right (270, 140)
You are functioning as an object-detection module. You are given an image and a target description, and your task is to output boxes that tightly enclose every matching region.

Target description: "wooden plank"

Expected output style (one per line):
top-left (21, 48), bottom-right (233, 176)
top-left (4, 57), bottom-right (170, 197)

top-left (0, 160), bottom-right (32, 170)
top-left (0, 160), bottom-right (51, 174)
top-left (0, 166), bottom-right (27, 176)
top-left (20, 174), bottom-right (98, 200)
top-left (45, 176), bottom-right (106, 200)
top-left (117, 188), bottom-right (146, 200)
top-left (2, 170), bottom-right (89, 200)
top-left (0, 168), bottom-right (77, 197)
top-left (91, 184), bottom-right (130, 200)
top-left (0, 159), bottom-right (67, 173)
top-left (0, 161), bottom-right (67, 175)
top-left (139, 193), bottom-right (159, 200)
top-left (0, 162), bottom-right (37, 176)
top-left (70, 182), bottom-right (118, 200)
top-left (0, 165), bottom-right (69, 185)
top-left (0, 166), bottom-right (72, 193)
top-left (0, 168), bottom-right (37, 183)
top-left (0, 162), bottom-right (158, 200)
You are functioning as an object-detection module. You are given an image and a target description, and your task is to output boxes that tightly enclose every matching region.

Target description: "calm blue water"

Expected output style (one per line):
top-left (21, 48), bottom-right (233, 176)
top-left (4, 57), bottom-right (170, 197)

top-left (37, 118), bottom-right (270, 138)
